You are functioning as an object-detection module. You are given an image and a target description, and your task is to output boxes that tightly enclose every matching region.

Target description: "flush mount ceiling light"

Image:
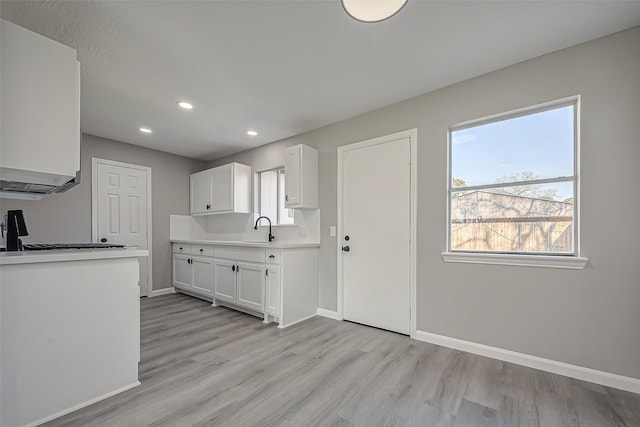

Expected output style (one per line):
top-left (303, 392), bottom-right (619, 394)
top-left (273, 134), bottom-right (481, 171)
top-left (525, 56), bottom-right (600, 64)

top-left (139, 127), bottom-right (152, 134)
top-left (177, 101), bottom-right (193, 110)
top-left (341, 0), bottom-right (408, 23)
top-left (247, 130), bottom-right (258, 136)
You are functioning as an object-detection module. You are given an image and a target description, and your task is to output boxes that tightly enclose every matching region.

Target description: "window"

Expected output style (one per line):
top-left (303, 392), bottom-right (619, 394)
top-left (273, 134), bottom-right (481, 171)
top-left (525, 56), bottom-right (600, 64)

top-left (447, 98), bottom-right (581, 261)
top-left (258, 168), bottom-right (294, 225)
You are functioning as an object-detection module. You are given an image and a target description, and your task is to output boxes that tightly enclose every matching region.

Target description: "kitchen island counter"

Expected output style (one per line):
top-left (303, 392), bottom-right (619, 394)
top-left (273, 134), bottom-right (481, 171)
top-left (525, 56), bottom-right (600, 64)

top-left (1, 249), bottom-right (145, 426)
top-left (0, 247), bottom-right (148, 265)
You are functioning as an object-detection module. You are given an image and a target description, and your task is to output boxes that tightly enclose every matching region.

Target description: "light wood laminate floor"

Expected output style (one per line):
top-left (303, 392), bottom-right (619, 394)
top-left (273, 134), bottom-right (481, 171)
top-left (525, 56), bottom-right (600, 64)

top-left (45, 293), bottom-right (640, 426)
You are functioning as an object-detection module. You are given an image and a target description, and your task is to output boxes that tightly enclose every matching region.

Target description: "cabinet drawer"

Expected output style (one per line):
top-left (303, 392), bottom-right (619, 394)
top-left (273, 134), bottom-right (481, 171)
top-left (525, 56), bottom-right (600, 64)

top-left (215, 247), bottom-right (265, 263)
top-left (173, 243), bottom-right (192, 254)
top-left (192, 245), bottom-right (214, 257)
top-left (265, 250), bottom-right (281, 264)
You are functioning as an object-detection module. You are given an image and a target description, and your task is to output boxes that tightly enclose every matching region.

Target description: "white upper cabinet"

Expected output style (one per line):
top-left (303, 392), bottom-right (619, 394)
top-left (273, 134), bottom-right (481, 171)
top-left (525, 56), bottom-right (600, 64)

top-left (190, 170), bottom-right (213, 214)
top-left (209, 163), bottom-right (234, 212)
top-left (190, 162), bottom-right (252, 215)
top-left (0, 19), bottom-right (80, 186)
top-left (284, 144), bottom-right (318, 209)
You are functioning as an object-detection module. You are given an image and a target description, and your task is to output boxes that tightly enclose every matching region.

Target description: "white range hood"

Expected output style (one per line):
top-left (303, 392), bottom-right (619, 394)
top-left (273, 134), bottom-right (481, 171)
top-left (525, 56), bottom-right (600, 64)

top-left (0, 19), bottom-right (81, 200)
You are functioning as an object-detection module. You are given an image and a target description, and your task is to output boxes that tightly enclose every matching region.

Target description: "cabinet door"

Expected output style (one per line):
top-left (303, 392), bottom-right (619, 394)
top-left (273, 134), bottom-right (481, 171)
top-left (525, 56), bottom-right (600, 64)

top-left (173, 254), bottom-right (192, 290)
top-left (213, 259), bottom-right (237, 303)
top-left (210, 164), bottom-right (234, 212)
top-left (236, 262), bottom-right (265, 312)
top-left (191, 171), bottom-right (212, 214)
top-left (192, 256), bottom-right (214, 296)
top-left (265, 265), bottom-right (281, 316)
top-left (284, 145), bottom-right (301, 207)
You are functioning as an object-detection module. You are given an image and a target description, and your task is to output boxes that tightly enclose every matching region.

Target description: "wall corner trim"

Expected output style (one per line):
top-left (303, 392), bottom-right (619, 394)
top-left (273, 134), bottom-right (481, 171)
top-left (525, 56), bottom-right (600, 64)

top-left (317, 308), bottom-right (343, 321)
top-left (148, 288), bottom-right (176, 297)
top-left (414, 330), bottom-right (640, 394)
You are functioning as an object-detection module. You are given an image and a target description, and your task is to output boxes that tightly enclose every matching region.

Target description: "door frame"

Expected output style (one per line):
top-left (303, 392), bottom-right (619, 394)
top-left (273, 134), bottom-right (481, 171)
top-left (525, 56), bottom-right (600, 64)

top-left (91, 157), bottom-right (153, 297)
top-left (337, 129), bottom-right (418, 337)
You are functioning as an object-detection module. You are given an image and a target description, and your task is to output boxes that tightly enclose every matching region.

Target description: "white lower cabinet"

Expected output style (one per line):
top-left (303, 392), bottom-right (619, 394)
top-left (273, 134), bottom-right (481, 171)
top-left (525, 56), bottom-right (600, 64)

top-left (173, 254), bottom-right (191, 289)
top-left (236, 262), bottom-right (265, 312)
top-left (192, 256), bottom-right (214, 295)
top-left (174, 242), bottom-right (318, 328)
top-left (172, 244), bottom-right (214, 297)
top-left (213, 258), bottom-right (266, 312)
top-left (265, 265), bottom-right (281, 316)
top-left (213, 259), bottom-right (236, 303)
top-left (213, 253), bottom-right (265, 313)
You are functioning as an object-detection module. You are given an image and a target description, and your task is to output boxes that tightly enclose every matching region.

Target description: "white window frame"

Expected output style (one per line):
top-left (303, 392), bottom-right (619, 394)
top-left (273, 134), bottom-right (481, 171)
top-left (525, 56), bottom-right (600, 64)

top-left (442, 96), bottom-right (588, 269)
top-left (257, 167), bottom-right (295, 226)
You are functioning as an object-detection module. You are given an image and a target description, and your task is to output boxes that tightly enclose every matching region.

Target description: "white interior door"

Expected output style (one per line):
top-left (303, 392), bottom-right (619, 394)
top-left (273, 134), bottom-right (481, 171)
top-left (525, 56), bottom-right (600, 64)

top-left (94, 158), bottom-right (151, 297)
top-left (341, 137), bottom-right (411, 334)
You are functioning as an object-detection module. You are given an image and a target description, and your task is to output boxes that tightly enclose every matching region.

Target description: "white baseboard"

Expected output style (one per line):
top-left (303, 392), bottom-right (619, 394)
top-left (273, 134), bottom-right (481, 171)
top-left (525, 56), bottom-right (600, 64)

top-left (148, 287), bottom-right (175, 297)
top-left (317, 308), bottom-right (343, 321)
top-left (414, 330), bottom-right (640, 394)
top-left (280, 313), bottom-right (318, 329)
top-left (26, 381), bottom-right (141, 427)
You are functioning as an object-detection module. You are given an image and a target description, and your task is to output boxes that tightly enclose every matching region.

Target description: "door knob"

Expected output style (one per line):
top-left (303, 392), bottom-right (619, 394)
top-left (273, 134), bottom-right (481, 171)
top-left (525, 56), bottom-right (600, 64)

top-left (342, 246), bottom-right (350, 252)
top-left (100, 238), bottom-right (107, 243)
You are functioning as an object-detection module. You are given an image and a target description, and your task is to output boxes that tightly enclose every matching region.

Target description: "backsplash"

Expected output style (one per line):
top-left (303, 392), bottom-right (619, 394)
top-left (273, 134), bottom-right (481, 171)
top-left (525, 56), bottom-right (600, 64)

top-left (170, 209), bottom-right (320, 243)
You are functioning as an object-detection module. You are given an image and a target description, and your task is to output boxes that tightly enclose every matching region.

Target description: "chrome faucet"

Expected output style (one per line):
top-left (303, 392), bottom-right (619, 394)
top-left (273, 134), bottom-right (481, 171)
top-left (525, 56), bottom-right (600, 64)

top-left (254, 216), bottom-right (275, 242)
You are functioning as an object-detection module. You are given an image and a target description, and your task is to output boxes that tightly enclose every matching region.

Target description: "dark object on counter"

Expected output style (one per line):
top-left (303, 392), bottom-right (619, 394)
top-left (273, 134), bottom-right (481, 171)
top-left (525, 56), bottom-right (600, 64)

top-left (6, 210), bottom-right (29, 251)
top-left (22, 243), bottom-right (126, 250)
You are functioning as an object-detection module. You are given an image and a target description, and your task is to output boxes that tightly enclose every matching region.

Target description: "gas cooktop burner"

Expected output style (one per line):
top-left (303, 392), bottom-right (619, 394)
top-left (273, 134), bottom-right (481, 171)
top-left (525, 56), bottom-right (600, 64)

top-left (22, 243), bottom-right (126, 250)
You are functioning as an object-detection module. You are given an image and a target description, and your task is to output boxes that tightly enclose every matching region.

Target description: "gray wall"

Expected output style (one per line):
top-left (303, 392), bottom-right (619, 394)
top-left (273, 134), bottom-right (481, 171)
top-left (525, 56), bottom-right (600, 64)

top-left (0, 134), bottom-right (205, 291)
top-left (208, 27), bottom-right (640, 379)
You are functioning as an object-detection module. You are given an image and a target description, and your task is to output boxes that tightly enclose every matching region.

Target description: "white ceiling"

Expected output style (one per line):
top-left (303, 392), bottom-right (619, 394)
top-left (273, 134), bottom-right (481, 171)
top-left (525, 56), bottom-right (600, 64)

top-left (2, 1), bottom-right (640, 161)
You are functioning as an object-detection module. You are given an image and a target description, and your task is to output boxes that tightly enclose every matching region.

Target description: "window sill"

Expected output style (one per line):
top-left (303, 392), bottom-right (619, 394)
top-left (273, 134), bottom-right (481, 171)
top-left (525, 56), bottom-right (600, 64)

top-left (441, 252), bottom-right (588, 269)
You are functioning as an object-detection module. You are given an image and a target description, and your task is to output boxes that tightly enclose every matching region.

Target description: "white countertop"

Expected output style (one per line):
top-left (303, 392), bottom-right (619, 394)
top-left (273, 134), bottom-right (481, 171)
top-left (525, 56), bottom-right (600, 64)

top-left (0, 248), bottom-right (149, 266)
top-left (170, 239), bottom-right (320, 249)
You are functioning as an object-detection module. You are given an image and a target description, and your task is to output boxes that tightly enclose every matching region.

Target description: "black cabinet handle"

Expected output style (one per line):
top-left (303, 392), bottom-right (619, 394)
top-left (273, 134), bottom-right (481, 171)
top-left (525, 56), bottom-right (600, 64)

top-left (236, 265), bottom-right (240, 272)
top-left (100, 238), bottom-right (107, 243)
top-left (342, 246), bottom-right (350, 252)
top-left (232, 265), bottom-right (235, 272)
top-left (285, 195), bottom-right (288, 202)
top-left (206, 204), bottom-right (211, 210)
top-left (269, 255), bottom-right (275, 259)
top-left (344, 235), bottom-right (350, 241)
top-left (199, 249), bottom-right (204, 252)
top-left (266, 268), bottom-right (269, 277)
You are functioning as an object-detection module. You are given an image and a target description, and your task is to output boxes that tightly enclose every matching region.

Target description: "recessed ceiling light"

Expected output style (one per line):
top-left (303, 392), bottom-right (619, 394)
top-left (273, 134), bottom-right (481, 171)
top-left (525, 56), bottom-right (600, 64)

top-left (342, 0), bottom-right (408, 23)
top-left (247, 130), bottom-right (258, 136)
top-left (139, 127), bottom-right (152, 134)
top-left (177, 101), bottom-right (193, 110)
